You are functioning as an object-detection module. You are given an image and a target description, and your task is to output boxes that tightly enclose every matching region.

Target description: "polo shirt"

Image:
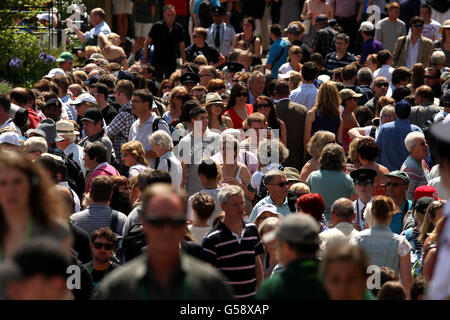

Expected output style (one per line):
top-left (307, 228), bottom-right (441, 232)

top-left (84, 21), bottom-right (111, 41)
top-left (185, 43), bottom-right (221, 64)
top-left (201, 221), bottom-right (264, 299)
top-left (324, 51), bottom-right (357, 71)
top-left (148, 20), bottom-right (184, 65)
top-left (249, 196), bottom-right (291, 223)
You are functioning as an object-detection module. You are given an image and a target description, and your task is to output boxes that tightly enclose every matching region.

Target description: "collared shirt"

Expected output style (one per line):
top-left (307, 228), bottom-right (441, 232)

top-left (401, 155), bottom-right (431, 201)
top-left (106, 102), bottom-right (137, 160)
top-left (156, 151), bottom-right (182, 190)
top-left (376, 118), bottom-right (422, 172)
top-left (319, 222), bottom-right (360, 256)
top-left (409, 102), bottom-right (443, 129)
top-left (324, 51), bottom-right (357, 71)
top-left (63, 142), bottom-right (86, 176)
top-left (373, 64), bottom-right (395, 84)
top-left (84, 20), bottom-right (111, 41)
top-left (406, 37), bottom-right (421, 69)
top-left (353, 197), bottom-right (373, 231)
top-left (312, 26), bottom-right (337, 57)
top-left (86, 162), bottom-right (120, 193)
top-left (289, 83), bottom-right (318, 110)
top-left (148, 20), bottom-right (185, 65)
top-left (206, 22), bottom-right (235, 57)
top-left (249, 196), bottom-right (291, 222)
top-left (185, 42), bottom-right (221, 64)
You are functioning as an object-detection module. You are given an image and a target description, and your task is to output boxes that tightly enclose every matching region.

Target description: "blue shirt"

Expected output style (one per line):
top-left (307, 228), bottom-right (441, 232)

top-left (376, 118), bottom-right (422, 172)
top-left (84, 20), bottom-right (111, 41)
top-left (390, 199), bottom-right (412, 234)
top-left (360, 38), bottom-right (384, 63)
top-left (249, 196), bottom-right (291, 222)
top-left (267, 38), bottom-right (290, 79)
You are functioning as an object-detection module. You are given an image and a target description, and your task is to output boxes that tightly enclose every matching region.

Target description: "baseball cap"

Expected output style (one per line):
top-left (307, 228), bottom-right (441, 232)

top-left (227, 61), bottom-right (244, 73)
top-left (56, 52), bottom-right (74, 63)
top-left (414, 197), bottom-right (435, 213)
top-left (84, 74), bottom-right (100, 87)
top-left (180, 72), bottom-right (200, 84)
top-left (118, 70), bottom-right (135, 82)
top-left (0, 132), bottom-right (22, 146)
top-left (284, 24), bottom-right (301, 35)
top-left (283, 167), bottom-right (301, 182)
top-left (384, 170), bottom-right (410, 184)
top-left (395, 100), bottom-right (412, 115)
top-left (70, 93), bottom-right (97, 105)
top-left (211, 5), bottom-right (226, 15)
top-left (339, 89), bottom-right (362, 101)
top-left (44, 68), bottom-right (65, 79)
top-left (81, 108), bottom-right (103, 123)
top-left (414, 185), bottom-right (439, 201)
top-left (263, 214), bottom-right (320, 245)
top-left (350, 169), bottom-right (377, 184)
top-left (255, 204), bottom-right (282, 221)
top-left (359, 21), bottom-right (375, 32)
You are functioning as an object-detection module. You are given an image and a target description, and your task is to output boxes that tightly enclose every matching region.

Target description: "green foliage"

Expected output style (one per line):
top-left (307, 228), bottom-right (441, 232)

top-left (0, 81), bottom-right (13, 94)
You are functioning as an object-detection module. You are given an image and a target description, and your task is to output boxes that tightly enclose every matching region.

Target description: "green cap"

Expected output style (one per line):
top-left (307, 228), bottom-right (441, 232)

top-left (383, 170), bottom-right (410, 184)
top-left (56, 52), bottom-right (74, 63)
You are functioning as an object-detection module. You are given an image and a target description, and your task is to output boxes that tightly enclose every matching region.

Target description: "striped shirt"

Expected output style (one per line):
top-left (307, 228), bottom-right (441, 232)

top-left (324, 51), bottom-right (357, 71)
top-left (70, 204), bottom-right (127, 236)
top-left (400, 155), bottom-right (431, 201)
top-left (201, 221), bottom-right (264, 299)
top-left (106, 102), bottom-right (137, 160)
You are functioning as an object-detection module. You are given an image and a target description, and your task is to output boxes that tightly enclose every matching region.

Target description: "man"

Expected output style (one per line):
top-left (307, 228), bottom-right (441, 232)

top-left (384, 171), bottom-right (415, 234)
top-left (284, 22), bottom-right (311, 63)
top-left (142, 5), bottom-right (186, 82)
top-left (82, 142), bottom-right (120, 194)
top-left (248, 71), bottom-right (265, 106)
top-left (129, 89), bottom-right (171, 168)
top-left (95, 183), bottom-right (233, 299)
top-left (365, 76), bottom-right (390, 114)
top-left (186, 27), bottom-right (225, 67)
top-left (266, 24), bottom-right (290, 79)
top-left (401, 132), bottom-right (431, 201)
top-left (23, 136), bottom-right (48, 159)
top-left (289, 62), bottom-right (318, 110)
top-left (139, 64), bottom-right (160, 97)
top-left (82, 227), bottom-right (120, 292)
top-left (55, 120), bottom-right (86, 176)
top-left (357, 68), bottom-right (375, 101)
top-left (427, 117), bottom-right (450, 300)
top-left (415, 2), bottom-right (442, 42)
top-left (69, 8), bottom-right (111, 45)
top-left (375, 2), bottom-right (406, 54)
top-left (311, 14), bottom-right (338, 58)
top-left (391, 66), bottom-right (412, 94)
top-left (275, 80), bottom-right (307, 169)
top-left (78, 108), bottom-right (114, 165)
top-left (202, 185), bottom-right (264, 299)
top-left (329, 0), bottom-right (364, 52)
top-left (424, 67), bottom-right (443, 99)
top-left (51, 75), bottom-right (76, 121)
top-left (350, 169), bottom-right (376, 231)
top-left (392, 16), bottom-right (434, 68)
top-left (433, 89), bottom-right (450, 122)
top-left (249, 170), bottom-right (292, 222)
top-left (255, 214), bottom-right (328, 300)
top-left (41, 97), bottom-right (63, 122)
top-left (165, 0), bottom-right (191, 46)
top-left (376, 100), bottom-right (422, 171)
top-left (373, 50), bottom-right (395, 84)
top-left (90, 83), bottom-right (118, 125)
top-left (319, 198), bottom-right (360, 256)
top-left (0, 132), bottom-right (22, 151)
top-left (9, 88), bottom-right (44, 130)
top-left (206, 6), bottom-right (235, 58)
top-left (0, 94), bottom-right (21, 134)
top-left (324, 33), bottom-right (357, 71)
top-left (180, 72), bottom-right (200, 93)
top-left (342, 64), bottom-right (370, 106)
top-left (359, 21), bottom-right (383, 64)
top-left (106, 80), bottom-right (137, 162)
top-left (56, 52), bottom-right (74, 72)
top-left (69, 92), bottom-right (98, 134)
top-left (410, 85), bottom-right (442, 128)
top-left (175, 107), bottom-right (220, 197)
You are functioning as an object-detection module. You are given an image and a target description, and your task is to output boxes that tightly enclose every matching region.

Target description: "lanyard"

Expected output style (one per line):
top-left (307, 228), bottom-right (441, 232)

top-left (139, 273), bottom-right (190, 300)
top-left (0, 219), bottom-right (33, 261)
top-left (356, 200), bottom-right (366, 230)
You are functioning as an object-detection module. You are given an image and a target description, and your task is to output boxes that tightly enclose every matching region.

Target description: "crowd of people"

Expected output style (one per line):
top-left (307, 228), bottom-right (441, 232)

top-left (0, 0), bottom-right (450, 301)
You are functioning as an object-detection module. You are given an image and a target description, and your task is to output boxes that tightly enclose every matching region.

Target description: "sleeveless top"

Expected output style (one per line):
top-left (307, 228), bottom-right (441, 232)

top-left (311, 110), bottom-right (340, 137)
top-left (225, 104), bottom-right (253, 129)
top-left (238, 33), bottom-right (257, 54)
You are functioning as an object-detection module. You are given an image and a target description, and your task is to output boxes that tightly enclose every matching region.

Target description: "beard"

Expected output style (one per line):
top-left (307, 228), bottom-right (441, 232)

top-left (94, 253), bottom-right (110, 264)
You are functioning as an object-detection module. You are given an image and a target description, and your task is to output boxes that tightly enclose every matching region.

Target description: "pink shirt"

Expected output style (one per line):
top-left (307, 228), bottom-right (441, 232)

top-left (85, 162), bottom-right (119, 193)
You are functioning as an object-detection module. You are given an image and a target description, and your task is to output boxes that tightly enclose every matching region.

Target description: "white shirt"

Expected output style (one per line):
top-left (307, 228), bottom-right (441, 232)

top-left (353, 197), bottom-right (373, 230)
top-left (373, 64), bottom-right (395, 84)
top-left (63, 142), bottom-right (86, 176)
top-left (289, 83), bottom-right (318, 110)
top-left (206, 22), bottom-right (236, 57)
top-left (406, 37), bottom-right (421, 69)
top-left (319, 222), bottom-right (360, 256)
top-left (278, 62), bottom-right (295, 75)
top-left (156, 151), bottom-right (182, 190)
top-left (186, 187), bottom-right (222, 227)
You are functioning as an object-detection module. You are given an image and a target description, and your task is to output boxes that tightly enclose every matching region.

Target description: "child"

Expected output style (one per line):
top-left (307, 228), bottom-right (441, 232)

top-left (188, 193), bottom-right (216, 244)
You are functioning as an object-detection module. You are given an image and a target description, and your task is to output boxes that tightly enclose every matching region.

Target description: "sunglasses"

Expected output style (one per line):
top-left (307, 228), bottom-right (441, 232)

top-left (236, 92), bottom-right (248, 97)
top-left (162, 85), bottom-right (171, 90)
top-left (199, 73), bottom-right (213, 77)
top-left (144, 216), bottom-right (186, 227)
top-left (375, 82), bottom-right (389, 88)
top-left (256, 103), bottom-right (271, 108)
top-left (175, 95), bottom-right (186, 100)
top-left (270, 181), bottom-right (289, 188)
top-left (94, 242), bottom-right (114, 250)
top-left (215, 86), bottom-right (226, 90)
top-left (386, 182), bottom-right (407, 187)
top-left (424, 75), bottom-right (438, 79)
top-left (412, 24), bottom-right (424, 27)
top-left (292, 51), bottom-right (303, 55)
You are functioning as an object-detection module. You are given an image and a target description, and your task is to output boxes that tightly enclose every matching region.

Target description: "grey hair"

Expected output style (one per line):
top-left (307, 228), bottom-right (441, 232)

top-left (149, 130), bottom-right (173, 151)
top-left (249, 71), bottom-right (265, 84)
top-left (431, 50), bottom-right (446, 66)
top-left (24, 136), bottom-right (48, 154)
top-left (263, 169), bottom-right (285, 186)
top-left (331, 198), bottom-right (355, 220)
top-left (404, 131), bottom-right (425, 152)
top-left (218, 185), bottom-right (244, 205)
top-left (379, 105), bottom-right (395, 118)
top-left (357, 67), bottom-right (373, 84)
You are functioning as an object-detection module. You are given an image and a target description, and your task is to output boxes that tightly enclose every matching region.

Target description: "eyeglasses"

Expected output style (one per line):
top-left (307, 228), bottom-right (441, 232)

top-left (236, 92), bottom-right (248, 97)
top-left (93, 242), bottom-right (114, 250)
top-left (144, 216), bottom-right (186, 227)
top-left (375, 82), bottom-right (389, 88)
top-left (386, 182), bottom-right (408, 187)
top-left (270, 181), bottom-right (289, 188)
top-left (412, 24), bottom-right (424, 27)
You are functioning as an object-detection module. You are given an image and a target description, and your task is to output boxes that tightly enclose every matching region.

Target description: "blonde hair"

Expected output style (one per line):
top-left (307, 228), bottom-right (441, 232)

top-left (194, 55), bottom-right (208, 66)
top-left (313, 82), bottom-right (341, 118)
top-left (307, 130), bottom-right (336, 158)
top-left (168, 86), bottom-right (188, 112)
top-left (288, 45), bottom-right (302, 62)
top-left (121, 140), bottom-right (149, 166)
top-left (290, 182), bottom-right (310, 194)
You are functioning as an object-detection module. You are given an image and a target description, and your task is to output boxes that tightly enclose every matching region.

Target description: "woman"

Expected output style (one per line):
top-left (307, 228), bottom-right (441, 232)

top-left (434, 20), bottom-right (450, 66)
top-left (322, 244), bottom-right (374, 300)
top-left (121, 140), bottom-right (149, 178)
top-left (231, 17), bottom-right (261, 57)
top-left (253, 96), bottom-right (287, 146)
top-left (306, 143), bottom-right (357, 223)
top-left (278, 46), bottom-right (303, 77)
top-left (109, 175), bottom-right (133, 216)
top-left (300, 0), bottom-right (329, 47)
top-left (300, 131), bottom-right (335, 182)
top-left (365, 54), bottom-right (380, 73)
top-left (350, 195), bottom-right (413, 293)
top-left (204, 92), bottom-right (233, 132)
top-left (407, 63), bottom-right (425, 95)
top-left (422, 216), bottom-right (445, 281)
top-left (174, 99), bottom-right (199, 134)
top-left (207, 79), bottom-right (227, 95)
top-left (162, 86), bottom-right (189, 125)
top-left (349, 104), bottom-right (396, 140)
top-left (97, 32), bottom-right (129, 70)
top-left (158, 80), bottom-right (172, 98)
top-left (304, 82), bottom-right (343, 157)
top-left (259, 217), bottom-right (281, 279)
top-left (420, 200), bottom-right (445, 247)
top-left (225, 82), bottom-right (253, 129)
top-left (0, 150), bottom-right (70, 260)
top-left (296, 193), bottom-right (329, 232)
top-left (356, 138), bottom-right (390, 192)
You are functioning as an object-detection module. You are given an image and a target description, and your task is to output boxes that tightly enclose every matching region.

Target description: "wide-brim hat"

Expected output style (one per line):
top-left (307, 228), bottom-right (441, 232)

top-left (204, 92), bottom-right (223, 106)
top-left (439, 20), bottom-right (450, 34)
top-left (56, 120), bottom-right (79, 136)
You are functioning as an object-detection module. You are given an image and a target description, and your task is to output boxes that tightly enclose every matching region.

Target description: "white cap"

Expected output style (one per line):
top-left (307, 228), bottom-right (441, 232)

top-left (359, 21), bottom-right (375, 32)
top-left (44, 68), bottom-right (65, 79)
top-left (255, 204), bottom-right (282, 221)
top-left (318, 74), bottom-right (331, 83)
top-left (0, 132), bottom-right (22, 146)
top-left (278, 70), bottom-right (295, 79)
top-left (70, 93), bottom-right (97, 105)
top-left (37, 12), bottom-right (56, 22)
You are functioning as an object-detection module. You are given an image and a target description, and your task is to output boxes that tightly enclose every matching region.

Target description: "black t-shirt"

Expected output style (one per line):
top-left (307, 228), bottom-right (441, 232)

top-left (83, 261), bottom-right (120, 291)
top-left (185, 43), bottom-right (220, 64)
top-left (149, 20), bottom-right (184, 65)
top-left (102, 104), bottom-right (118, 125)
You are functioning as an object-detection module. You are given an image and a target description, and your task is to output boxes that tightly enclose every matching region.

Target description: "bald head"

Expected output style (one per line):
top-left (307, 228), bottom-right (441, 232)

top-left (331, 198), bottom-right (355, 223)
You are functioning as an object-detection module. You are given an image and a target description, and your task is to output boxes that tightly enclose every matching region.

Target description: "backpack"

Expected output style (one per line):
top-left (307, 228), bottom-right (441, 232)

top-left (198, 1), bottom-right (214, 28)
top-left (118, 224), bottom-right (146, 263)
top-left (423, 117), bottom-right (442, 164)
top-left (52, 149), bottom-right (85, 200)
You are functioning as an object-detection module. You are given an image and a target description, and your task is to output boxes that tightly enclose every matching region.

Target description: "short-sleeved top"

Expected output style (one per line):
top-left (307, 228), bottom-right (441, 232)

top-left (324, 51), bottom-right (357, 71)
top-left (185, 43), bottom-right (221, 64)
top-left (224, 104), bottom-right (253, 129)
top-left (134, 0), bottom-right (157, 23)
top-left (201, 221), bottom-right (264, 299)
top-left (267, 38), bottom-right (290, 79)
top-left (148, 20), bottom-right (184, 65)
top-left (84, 21), bottom-right (111, 41)
top-left (360, 38), bottom-right (384, 64)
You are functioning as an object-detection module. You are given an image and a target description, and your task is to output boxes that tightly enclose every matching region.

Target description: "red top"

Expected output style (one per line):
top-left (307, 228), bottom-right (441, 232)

top-left (27, 108), bottom-right (41, 129)
top-left (225, 104), bottom-right (253, 129)
top-left (165, 0), bottom-right (189, 15)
